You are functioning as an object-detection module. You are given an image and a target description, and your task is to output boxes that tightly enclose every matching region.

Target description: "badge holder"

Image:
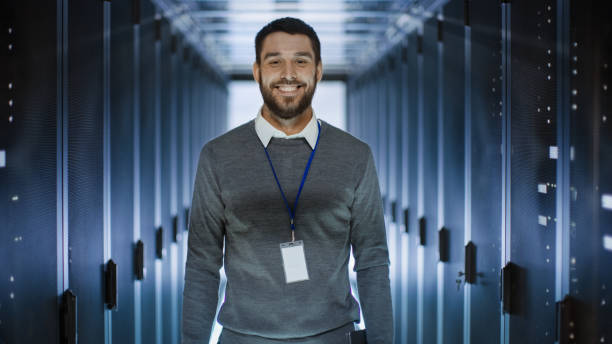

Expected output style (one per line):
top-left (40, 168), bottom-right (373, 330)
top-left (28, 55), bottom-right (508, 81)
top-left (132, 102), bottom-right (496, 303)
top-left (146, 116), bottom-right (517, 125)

top-left (280, 240), bottom-right (309, 284)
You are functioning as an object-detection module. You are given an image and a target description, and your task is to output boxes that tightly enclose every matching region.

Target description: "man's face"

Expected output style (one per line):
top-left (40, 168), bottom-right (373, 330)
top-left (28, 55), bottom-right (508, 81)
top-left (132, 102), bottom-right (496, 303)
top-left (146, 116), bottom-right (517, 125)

top-left (253, 32), bottom-right (323, 119)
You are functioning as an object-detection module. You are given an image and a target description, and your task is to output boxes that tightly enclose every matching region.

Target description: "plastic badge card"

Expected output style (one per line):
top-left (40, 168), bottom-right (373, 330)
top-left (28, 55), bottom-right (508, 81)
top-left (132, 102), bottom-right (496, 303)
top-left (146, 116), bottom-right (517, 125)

top-left (280, 240), bottom-right (310, 283)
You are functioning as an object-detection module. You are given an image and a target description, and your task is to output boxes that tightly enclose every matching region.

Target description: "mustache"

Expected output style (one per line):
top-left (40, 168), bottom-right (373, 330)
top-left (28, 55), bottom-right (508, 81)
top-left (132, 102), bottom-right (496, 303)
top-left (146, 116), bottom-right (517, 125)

top-left (271, 79), bottom-right (305, 87)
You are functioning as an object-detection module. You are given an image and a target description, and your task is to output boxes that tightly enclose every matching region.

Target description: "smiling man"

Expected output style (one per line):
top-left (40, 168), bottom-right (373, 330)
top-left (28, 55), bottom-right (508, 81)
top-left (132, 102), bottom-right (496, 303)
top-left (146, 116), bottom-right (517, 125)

top-left (182, 17), bottom-right (392, 344)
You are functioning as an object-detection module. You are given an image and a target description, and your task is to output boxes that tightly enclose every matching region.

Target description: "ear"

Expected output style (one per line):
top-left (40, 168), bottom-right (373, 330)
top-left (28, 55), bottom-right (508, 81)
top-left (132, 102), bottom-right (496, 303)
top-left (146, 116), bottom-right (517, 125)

top-left (316, 60), bottom-right (323, 83)
top-left (253, 62), bottom-right (260, 84)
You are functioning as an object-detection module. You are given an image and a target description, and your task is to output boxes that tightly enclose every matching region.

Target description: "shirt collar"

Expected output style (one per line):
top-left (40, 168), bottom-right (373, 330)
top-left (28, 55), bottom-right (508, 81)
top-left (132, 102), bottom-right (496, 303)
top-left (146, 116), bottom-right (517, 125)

top-left (254, 109), bottom-right (320, 149)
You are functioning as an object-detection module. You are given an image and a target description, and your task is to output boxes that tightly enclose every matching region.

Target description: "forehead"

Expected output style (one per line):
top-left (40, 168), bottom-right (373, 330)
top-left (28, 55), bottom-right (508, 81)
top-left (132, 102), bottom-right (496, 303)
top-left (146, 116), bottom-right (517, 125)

top-left (260, 32), bottom-right (314, 57)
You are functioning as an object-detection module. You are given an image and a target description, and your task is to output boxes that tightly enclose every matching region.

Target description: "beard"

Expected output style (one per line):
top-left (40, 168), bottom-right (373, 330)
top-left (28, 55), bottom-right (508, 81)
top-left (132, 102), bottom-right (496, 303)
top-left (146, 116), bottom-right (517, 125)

top-left (259, 70), bottom-right (317, 120)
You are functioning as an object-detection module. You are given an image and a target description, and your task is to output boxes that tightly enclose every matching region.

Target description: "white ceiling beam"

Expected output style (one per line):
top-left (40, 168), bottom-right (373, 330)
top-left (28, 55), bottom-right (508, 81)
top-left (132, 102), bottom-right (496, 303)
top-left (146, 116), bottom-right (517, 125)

top-left (191, 10), bottom-right (398, 20)
top-left (197, 22), bottom-right (390, 31)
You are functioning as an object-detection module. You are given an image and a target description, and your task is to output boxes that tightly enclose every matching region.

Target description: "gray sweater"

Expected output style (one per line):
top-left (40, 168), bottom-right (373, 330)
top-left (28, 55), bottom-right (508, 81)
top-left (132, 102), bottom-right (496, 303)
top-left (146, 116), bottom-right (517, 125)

top-left (182, 120), bottom-right (393, 343)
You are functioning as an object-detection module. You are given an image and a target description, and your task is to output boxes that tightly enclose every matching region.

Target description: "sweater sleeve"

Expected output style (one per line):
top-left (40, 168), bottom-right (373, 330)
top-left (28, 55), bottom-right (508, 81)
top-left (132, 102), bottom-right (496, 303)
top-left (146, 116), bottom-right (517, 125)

top-left (182, 146), bottom-right (225, 344)
top-left (349, 147), bottom-right (393, 343)
top-left (357, 265), bottom-right (393, 343)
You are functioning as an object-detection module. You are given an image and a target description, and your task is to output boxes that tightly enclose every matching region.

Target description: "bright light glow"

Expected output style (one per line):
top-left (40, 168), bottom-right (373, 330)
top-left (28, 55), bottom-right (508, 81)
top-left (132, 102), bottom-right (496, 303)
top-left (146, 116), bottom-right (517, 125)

top-left (538, 183), bottom-right (547, 194)
top-left (0, 150), bottom-right (5, 168)
top-left (396, 13), bottom-right (412, 27)
top-left (155, 260), bottom-right (163, 344)
top-left (538, 215), bottom-right (548, 226)
top-left (604, 235), bottom-right (612, 251)
top-left (437, 262), bottom-right (444, 343)
top-left (228, 81), bottom-right (262, 129)
top-left (400, 234), bottom-right (409, 341)
top-left (197, 12), bottom-right (351, 23)
top-left (602, 194), bottom-right (612, 210)
top-left (227, 1), bottom-right (345, 12)
top-left (171, 244), bottom-right (179, 344)
top-left (549, 146), bottom-right (558, 159)
top-left (349, 249), bottom-right (365, 329)
top-left (209, 267), bottom-right (227, 344)
top-left (221, 33), bottom-right (365, 45)
top-left (416, 245), bottom-right (424, 344)
top-left (223, 0), bottom-right (356, 71)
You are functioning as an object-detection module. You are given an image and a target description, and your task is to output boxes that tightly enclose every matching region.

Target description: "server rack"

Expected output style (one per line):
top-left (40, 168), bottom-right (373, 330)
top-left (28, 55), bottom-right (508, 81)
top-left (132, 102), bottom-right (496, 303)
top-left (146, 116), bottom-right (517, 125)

top-left (347, 0), bottom-right (611, 343)
top-left (0, 1), bottom-right (228, 343)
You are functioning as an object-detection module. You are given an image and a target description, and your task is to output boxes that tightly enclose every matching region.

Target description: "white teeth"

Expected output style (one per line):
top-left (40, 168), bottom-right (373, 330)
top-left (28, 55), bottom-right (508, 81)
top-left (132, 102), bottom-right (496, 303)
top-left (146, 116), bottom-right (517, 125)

top-left (278, 86), bottom-right (298, 92)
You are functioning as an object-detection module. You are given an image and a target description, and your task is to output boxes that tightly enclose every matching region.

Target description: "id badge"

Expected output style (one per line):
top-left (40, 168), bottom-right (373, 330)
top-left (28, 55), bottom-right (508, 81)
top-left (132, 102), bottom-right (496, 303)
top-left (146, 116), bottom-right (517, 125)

top-left (280, 240), bottom-right (310, 284)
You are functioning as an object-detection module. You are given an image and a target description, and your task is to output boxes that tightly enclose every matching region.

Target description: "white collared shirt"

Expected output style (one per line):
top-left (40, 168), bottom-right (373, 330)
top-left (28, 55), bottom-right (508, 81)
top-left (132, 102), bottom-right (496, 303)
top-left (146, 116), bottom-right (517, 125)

top-left (254, 109), bottom-right (320, 149)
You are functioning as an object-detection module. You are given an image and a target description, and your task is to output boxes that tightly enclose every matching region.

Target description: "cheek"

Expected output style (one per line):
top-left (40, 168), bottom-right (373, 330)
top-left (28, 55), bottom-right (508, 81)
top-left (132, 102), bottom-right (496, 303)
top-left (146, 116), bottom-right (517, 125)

top-left (260, 69), bottom-right (280, 85)
top-left (300, 69), bottom-right (317, 83)
top-left (262, 76), bottom-right (277, 89)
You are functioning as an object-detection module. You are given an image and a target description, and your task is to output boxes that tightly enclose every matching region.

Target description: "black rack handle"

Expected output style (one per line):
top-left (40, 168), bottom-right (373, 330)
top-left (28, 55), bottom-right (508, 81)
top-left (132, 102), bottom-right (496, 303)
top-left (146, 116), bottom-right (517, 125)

top-left (135, 240), bottom-right (145, 280)
top-left (156, 227), bottom-right (164, 259)
top-left (501, 262), bottom-right (518, 314)
top-left (105, 259), bottom-right (117, 310)
top-left (60, 290), bottom-right (77, 344)
top-left (403, 208), bottom-right (410, 233)
top-left (439, 228), bottom-right (449, 262)
top-left (172, 216), bottom-right (179, 243)
top-left (464, 242), bottom-right (476, 284)
top-left (418, 217), bottom-right (426, 246)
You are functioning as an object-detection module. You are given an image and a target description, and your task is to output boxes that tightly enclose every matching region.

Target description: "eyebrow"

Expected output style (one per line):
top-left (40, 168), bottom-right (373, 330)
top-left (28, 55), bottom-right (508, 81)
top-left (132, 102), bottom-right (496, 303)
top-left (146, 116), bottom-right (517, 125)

top-left (294, 52), bottom-right (313, 59)
top-left (263, 51), bottom-right (313, 60)
top-left (263, 52), bottom-right (280, 60)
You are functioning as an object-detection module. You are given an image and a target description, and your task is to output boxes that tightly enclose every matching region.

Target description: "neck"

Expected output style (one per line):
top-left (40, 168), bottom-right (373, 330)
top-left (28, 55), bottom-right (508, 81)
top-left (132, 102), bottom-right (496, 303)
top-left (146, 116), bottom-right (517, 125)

top-left (261, 106), bottom-right (313, 135)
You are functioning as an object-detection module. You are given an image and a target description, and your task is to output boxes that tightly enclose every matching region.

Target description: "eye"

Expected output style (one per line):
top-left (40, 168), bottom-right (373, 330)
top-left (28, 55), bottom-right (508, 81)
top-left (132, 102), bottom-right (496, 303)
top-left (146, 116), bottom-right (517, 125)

top-left (296, 59), bottom-right (307, 64)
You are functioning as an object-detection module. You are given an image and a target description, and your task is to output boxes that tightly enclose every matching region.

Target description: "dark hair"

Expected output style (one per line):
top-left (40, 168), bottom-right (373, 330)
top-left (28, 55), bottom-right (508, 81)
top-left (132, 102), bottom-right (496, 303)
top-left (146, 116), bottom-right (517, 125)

top-left (255, 17), bottom-right (321, 65)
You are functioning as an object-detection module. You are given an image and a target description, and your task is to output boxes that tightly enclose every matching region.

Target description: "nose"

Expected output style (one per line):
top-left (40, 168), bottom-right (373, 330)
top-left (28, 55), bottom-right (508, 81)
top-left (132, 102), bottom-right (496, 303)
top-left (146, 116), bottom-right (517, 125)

top-left (280, 62), bottom-right (296, 81)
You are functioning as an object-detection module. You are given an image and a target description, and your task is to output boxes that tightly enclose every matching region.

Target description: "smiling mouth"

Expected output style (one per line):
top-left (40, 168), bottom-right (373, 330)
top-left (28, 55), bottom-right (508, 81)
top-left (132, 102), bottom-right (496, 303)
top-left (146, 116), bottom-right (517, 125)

top-left (274, 84), bottom-right (303, 95)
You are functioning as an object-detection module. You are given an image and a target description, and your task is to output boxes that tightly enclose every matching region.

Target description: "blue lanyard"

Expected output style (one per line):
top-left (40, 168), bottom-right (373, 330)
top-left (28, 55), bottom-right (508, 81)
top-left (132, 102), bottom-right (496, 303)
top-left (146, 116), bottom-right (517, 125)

top-left (263, 121), bottom-right (321, 241)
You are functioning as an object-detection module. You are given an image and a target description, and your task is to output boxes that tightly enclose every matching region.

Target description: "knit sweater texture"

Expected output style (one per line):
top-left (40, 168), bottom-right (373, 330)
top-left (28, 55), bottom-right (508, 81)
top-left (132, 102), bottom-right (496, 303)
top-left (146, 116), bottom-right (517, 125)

top-left (182, 120), bottom-right (392, 343)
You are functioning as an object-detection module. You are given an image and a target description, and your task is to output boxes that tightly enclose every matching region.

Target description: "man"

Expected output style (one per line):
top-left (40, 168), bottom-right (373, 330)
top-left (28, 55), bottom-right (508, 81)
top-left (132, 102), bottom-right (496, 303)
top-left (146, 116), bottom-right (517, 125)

top-left (182, 17), bottom-right (392, 344)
